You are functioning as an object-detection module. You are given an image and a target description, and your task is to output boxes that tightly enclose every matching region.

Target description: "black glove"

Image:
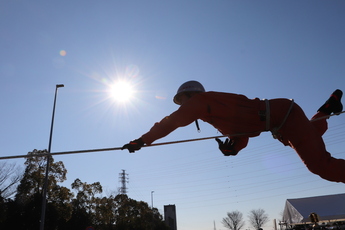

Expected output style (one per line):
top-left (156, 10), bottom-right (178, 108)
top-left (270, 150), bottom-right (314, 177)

top-left (215, 138), bottom-right (238, 156)
top-left (121, 138), bottom-right (145, 153)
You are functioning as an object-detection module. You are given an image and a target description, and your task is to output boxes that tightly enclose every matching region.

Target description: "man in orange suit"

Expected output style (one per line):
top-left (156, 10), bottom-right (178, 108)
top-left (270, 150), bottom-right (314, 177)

top-left (122, 81), bottom-right (344, 183)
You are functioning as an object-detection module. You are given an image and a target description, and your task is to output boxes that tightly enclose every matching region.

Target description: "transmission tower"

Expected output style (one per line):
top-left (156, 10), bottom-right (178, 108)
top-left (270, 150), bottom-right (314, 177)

top-left (118, 169), bottom-right (129, 194)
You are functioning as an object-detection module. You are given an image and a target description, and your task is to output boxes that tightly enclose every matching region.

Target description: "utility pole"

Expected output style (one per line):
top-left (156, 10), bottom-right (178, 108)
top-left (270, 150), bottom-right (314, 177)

top-left (119, 169), bottom-right (128, 194)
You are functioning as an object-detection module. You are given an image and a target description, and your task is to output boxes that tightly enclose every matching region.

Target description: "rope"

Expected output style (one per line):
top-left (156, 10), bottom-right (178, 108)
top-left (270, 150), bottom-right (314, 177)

top-left (0, 111), bottom-right (344, 161)
top-left (310, 110), bottom-right (345, 122)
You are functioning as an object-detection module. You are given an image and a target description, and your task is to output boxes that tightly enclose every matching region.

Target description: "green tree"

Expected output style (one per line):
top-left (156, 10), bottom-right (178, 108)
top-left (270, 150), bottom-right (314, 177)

top-left (71, 178), bottom-right (102, 214)
top-left (67, 178), bottom-right (103, 229)
top-left (94, 195), bottom-right (117, 230)
top-left (1, 150), bottom-right (170, 230)
top-left (15, 149), bottom-right (67, 203)
top-left (13, 149), bottom-right (71, 229)
top-left (113, 194), bottom-right (170, 230)
top-left (47, 184), bottom-right (74, 229)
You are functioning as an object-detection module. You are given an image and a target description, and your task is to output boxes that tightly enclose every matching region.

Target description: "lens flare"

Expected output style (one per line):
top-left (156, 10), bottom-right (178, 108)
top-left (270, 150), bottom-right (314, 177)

top-left (60, 50), bottom-right (67, 56)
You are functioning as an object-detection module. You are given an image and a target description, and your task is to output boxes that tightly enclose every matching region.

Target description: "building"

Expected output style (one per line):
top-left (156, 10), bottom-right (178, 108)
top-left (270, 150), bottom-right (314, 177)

top-left (164, 204), bottom-right (177, 230)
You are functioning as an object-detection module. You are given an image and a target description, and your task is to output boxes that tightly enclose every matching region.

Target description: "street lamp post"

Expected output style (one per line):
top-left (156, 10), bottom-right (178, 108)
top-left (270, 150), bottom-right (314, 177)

top-left (151, 191), bottom-right (154, 209)
top-left (151, 191), bottom-right (155, 228)
top-left (40, 84), bottom-right (64, 230)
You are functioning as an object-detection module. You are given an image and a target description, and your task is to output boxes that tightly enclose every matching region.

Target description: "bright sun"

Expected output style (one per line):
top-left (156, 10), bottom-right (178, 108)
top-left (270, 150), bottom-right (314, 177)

top-left (109, 80), bottom-right (135, 103)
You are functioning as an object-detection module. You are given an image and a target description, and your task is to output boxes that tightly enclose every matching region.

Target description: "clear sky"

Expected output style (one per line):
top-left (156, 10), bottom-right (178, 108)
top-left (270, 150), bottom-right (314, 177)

top-left (1, 1), bottom-right (345, 230)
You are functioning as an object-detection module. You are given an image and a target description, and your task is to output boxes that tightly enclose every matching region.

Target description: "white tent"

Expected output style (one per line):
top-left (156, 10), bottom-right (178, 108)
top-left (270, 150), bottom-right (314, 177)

top-left (282, 193), bottom-right (345, 224)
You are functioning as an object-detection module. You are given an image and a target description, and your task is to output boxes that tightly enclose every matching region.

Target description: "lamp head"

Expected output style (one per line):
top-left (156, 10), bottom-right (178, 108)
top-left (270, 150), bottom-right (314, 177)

top-left (56, 84), bottom-right (64, 88)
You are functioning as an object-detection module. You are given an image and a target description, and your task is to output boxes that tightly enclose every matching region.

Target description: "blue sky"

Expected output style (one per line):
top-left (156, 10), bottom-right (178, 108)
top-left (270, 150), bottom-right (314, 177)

top-left (1, 1), bottom-right (345, 230)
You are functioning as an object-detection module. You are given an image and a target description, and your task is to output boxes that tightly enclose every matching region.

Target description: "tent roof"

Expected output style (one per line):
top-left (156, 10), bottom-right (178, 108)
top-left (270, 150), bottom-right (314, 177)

top-left (282, 193), bottom-right (345, 224)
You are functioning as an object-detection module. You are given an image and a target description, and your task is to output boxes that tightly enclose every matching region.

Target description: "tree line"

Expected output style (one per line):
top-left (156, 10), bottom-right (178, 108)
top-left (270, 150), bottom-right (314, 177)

top-left (222, 209), bottom-right (269, 230)
top-left (0, 149), bottom-right (170, 230)
top-left (1, 149), bottom-right (271, 230)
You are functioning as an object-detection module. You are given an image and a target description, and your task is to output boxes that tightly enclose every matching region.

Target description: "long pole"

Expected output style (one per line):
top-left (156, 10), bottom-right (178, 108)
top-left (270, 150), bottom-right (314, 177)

top-left (0, 135), bottom-right (227, 160)
top-left (0, 110), bottom-right (344, 161)
top-left (40, 84), bottom-right (64, 230)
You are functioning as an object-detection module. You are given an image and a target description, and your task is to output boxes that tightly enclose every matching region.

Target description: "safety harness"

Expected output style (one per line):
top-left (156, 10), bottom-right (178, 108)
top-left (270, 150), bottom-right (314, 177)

top-left (195, 99), bottom-right (295, 139)
top-left (263, 99), bottom-right (295, 139)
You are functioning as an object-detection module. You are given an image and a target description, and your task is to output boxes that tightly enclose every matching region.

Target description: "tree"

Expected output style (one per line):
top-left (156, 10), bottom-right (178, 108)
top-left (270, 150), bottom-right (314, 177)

top-left (47, 184), bottom-right (73, 229)
top-left (13, 149), bottom-right (71, 229)
top-left (1, 150), bottom-right (170, 229)
top-left (222, 210), bottom-right (245, 230)
top-left (15, 149), bottom-right (67, 203)
top-left (0, 161), bottom-right (22, 199)
top-left (0, 161), bottom-right (22, 229)
top-left (113, 194), bottom-right (170, 230)
top-left (248, 208), bottom-right (269, 230)
top-left (0, 194), bottom-right (5, 224)
top-left (94, 195), bottom-right (117, 230)
top-left (67, 178), bottom-right (103, 229)
top-left (71, 178), bottom-right (102, 214)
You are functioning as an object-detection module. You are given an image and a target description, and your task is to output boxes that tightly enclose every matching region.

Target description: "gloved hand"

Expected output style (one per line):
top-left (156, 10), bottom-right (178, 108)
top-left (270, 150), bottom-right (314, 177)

top-left (215, 138), bottom-right (238, 156)
top-left (121, 138), bottom-right (145, 153)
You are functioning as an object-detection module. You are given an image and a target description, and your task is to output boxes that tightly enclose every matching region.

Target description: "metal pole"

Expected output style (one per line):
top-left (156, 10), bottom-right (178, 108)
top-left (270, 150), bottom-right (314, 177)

top-left (1, 110), bottom-right (344, 161)
top-left (40, 84), bottom-right (64, 230)
top-left (151, 191), bottom-right (155, 229)
top-left (151, 191), bottom-right (154, 208)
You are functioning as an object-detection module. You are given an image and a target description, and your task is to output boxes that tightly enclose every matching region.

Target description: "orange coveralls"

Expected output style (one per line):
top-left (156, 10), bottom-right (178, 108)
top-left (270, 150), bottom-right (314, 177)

top-left (141, 91), bottom-right (345, 183)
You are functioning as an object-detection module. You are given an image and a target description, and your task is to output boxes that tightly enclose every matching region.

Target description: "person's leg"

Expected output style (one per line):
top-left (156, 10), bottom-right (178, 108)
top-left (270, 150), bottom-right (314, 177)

top-left (278, 104), bottom-right (345, 183)
top-left (292, 130), bottom-right (345, 183)
top-left (310, 112), bottom-right (328, 136)
top-left (310, 89), bottom-right (343, 136)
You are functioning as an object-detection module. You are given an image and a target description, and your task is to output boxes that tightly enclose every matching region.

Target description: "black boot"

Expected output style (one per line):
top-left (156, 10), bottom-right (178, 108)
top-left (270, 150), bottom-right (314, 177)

top-left (318, 89), bottom-right (343, 115)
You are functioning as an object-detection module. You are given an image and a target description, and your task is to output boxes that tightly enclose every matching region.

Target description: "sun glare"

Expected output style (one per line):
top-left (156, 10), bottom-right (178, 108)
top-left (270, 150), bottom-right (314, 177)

top-left (109, 80), bottom-right (135, 103)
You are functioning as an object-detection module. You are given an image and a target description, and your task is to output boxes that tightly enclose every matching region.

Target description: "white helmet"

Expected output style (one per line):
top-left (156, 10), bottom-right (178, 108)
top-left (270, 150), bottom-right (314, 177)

top-left (173, 80), bottom-right (205, 105)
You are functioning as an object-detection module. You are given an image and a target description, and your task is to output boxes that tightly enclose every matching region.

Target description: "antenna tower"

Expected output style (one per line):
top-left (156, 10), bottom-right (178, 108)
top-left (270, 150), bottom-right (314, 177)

top-left (119, 169), bottom-right (129, 194)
